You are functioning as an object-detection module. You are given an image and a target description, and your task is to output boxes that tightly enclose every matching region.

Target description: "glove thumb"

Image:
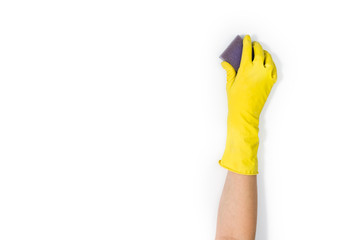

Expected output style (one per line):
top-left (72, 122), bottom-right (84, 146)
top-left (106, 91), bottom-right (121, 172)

top-left (221, 61), bottom-right (236, 87)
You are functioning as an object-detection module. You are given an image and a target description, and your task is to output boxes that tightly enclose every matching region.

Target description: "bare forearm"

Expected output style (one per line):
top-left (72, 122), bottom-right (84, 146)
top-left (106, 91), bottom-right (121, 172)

top-left (215, 171), bottom-right (257, 240)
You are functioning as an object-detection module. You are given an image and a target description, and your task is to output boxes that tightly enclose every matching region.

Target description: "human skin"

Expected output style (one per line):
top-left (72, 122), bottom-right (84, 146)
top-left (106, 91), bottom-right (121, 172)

top-left (215, 171), bottom-right (257, 240)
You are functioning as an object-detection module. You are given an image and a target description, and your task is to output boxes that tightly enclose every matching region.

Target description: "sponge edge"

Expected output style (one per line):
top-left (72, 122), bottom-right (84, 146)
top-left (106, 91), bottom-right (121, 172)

top-left (219, 35), bottom-right (243, 72)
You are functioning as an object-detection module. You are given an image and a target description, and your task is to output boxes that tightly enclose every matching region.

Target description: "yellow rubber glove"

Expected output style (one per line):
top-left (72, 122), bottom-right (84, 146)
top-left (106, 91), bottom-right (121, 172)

top-left (219, 35), bottom-right (277, 175)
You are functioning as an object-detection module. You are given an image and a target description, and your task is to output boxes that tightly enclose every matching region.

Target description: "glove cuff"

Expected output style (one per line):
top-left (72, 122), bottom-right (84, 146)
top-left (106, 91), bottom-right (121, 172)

top-left (219, 113), bottom-right (260, 175)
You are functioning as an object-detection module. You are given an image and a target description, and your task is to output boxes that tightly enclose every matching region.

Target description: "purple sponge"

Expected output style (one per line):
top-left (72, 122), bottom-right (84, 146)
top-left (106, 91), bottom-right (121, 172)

top-left (219, 35), bottom-right (243, 71)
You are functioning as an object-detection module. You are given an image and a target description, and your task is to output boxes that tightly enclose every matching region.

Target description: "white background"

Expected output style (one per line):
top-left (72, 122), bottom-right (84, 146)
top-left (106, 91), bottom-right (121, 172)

top-left (1, 0), bottom-right (361, 239)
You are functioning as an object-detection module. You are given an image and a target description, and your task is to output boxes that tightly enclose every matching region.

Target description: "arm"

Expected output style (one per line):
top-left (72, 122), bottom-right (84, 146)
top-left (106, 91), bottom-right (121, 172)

top-left (215, 35), bottom-right (277, 240)
top-left (216, 172), bottom-right (257, 240)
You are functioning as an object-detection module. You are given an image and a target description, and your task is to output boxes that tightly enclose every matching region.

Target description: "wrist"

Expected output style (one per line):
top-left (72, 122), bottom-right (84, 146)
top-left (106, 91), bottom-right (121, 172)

top-left (220, 111), bottom-right (260, 175)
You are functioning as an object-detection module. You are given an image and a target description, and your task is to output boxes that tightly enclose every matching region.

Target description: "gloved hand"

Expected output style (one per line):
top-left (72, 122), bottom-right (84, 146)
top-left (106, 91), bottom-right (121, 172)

top-left (219, 35), bottom-right (277, 175)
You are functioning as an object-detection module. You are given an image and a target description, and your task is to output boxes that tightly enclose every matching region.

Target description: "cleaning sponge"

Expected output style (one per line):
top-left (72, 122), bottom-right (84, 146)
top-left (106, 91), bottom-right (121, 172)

top-left (219, 35), bottom-right (243, 71)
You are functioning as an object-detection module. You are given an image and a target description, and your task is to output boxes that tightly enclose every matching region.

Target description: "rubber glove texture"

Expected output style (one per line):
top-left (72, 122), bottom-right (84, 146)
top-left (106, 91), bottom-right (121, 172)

top-left (219, 35), bottom-right (277, 175)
